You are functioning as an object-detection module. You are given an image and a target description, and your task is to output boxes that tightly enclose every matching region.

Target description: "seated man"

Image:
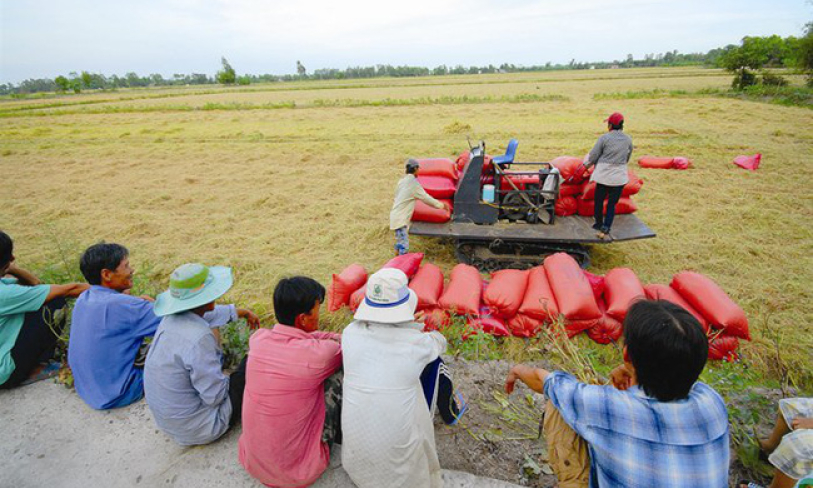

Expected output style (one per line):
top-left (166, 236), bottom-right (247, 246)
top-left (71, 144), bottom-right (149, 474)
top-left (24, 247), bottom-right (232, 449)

top-left (239, 277), bottom-right (342, 487)
top-left (341, 268), bottom-right (463, 488)
top-left (144, 263), bottom-right (256, 445)
top-left (0, 230), bottom-right (89, 389)
top-left (70, 244), bottom-right (257, 410)
top-left (505, 299), bottom-right (729, 488)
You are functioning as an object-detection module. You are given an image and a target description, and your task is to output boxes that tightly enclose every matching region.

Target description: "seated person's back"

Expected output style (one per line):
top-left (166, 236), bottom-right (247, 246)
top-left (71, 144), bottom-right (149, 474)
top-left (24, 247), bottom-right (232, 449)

top-left (506, 299), bottom-right (730, 488)
top-left (239, 276), bottom-right (342, 488)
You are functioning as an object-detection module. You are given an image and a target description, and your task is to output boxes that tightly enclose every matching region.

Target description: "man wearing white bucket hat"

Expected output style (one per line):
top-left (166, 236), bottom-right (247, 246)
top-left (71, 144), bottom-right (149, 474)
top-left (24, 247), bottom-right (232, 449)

top-left (341, 268), bottom-right (464, 488)
top-left (144, 263), bottom-right (256, 446)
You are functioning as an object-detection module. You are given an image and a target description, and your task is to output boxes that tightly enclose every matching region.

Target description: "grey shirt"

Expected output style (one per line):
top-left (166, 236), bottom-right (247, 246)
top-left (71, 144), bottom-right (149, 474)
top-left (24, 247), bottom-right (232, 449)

top-left (585, 130), bottom-right (633, 187)
top-left (144, 305), bottom-right (236, 446)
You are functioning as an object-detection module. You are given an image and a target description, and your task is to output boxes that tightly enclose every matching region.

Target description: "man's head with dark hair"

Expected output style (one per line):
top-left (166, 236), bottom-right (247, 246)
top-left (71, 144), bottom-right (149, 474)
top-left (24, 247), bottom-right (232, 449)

top-left (0, 231), bottom-right (14, 274)
top-left (623, 299), bottom-right (708, 402)
top-left (80, 243), bottom-right (131, 289)
top-left (405, 159), bottom-right (420, 175)
top-left (273, 276), bottom-right (326, 330)
top-left (609, 120), bottom-right (624, 131)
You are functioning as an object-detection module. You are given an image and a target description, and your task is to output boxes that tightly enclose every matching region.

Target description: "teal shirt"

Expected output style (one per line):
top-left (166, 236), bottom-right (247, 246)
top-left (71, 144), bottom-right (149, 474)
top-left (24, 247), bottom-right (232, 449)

top-left (0, 277), bottom-right (51, 384)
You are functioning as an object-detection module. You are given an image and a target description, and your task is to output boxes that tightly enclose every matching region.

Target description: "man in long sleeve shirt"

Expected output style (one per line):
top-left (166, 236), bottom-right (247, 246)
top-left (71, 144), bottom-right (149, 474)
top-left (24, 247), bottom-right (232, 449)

top-left (144, 263), bottom-right (258, 445)
top-left (389, 159), bottom-right (447, 255)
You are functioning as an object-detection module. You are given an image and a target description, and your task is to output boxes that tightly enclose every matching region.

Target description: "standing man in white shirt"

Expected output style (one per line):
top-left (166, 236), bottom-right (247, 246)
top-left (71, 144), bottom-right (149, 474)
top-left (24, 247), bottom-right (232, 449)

top-left (389, 159), bottom-right (448, 255)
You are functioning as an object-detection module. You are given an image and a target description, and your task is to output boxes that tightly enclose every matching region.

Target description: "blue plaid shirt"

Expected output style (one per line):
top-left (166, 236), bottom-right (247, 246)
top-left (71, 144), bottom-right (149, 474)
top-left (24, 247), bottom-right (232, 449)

top-left (544, 371), bottom-right (729, 488)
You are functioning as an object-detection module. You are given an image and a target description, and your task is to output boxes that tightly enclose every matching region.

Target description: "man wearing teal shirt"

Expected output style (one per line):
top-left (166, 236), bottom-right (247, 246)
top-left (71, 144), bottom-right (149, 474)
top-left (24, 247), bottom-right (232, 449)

top-left (0, 231), bottom-right (89, 388)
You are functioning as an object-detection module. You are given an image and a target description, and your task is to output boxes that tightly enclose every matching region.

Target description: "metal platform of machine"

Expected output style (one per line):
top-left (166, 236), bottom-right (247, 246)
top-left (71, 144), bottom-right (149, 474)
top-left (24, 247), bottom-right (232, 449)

top-left (409, 215), bottom-right (656, 244)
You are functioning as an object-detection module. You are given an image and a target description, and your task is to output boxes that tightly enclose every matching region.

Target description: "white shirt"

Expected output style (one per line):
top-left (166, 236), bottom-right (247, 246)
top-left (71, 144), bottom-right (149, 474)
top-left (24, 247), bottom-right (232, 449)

top-left (390, 174), bottom-right (444, 230)
top-left (341, 320), bottom-right (447, 488)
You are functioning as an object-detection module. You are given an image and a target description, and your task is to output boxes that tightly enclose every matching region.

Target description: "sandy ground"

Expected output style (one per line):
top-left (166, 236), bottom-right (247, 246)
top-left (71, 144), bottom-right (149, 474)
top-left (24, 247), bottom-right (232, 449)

top-left (0, 358), bottom-right (538, 488)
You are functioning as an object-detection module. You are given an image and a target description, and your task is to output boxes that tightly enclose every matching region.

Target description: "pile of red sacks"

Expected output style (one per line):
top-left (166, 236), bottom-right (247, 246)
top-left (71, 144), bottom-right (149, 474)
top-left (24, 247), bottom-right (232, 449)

top-left (549, 156), bottom-right (643, 218)
top-left (328, 253), bottom-right (749, 361)
top-left (411, 158), bottom-right (458, 223)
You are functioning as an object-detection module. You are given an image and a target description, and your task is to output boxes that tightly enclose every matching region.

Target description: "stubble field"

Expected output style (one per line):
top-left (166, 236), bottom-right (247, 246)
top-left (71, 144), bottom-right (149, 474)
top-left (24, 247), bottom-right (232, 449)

top-left (1, 67), bottom-right (811, 389)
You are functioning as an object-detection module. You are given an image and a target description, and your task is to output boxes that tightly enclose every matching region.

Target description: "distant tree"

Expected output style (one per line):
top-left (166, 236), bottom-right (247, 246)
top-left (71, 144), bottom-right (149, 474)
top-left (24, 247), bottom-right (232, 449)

top-left (237, 75), bottom-right (251, 85)
top-left (80, 71), bottom-right (93, 89)
top-left (296, 60), bottom-right (307, 77)
top-left (799, 22), bottom-right (813, 86)
top-left (216, 57), bottom-right (236, 84)
top-left (54, 75), bottom-right (70, 92)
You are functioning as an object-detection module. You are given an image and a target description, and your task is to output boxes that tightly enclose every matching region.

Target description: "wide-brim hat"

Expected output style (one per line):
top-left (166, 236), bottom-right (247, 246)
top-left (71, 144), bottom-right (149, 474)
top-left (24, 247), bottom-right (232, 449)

top-left (354, 268), bottom-right (418, 324)
top-left (154, 264), bottom-right (233, 317)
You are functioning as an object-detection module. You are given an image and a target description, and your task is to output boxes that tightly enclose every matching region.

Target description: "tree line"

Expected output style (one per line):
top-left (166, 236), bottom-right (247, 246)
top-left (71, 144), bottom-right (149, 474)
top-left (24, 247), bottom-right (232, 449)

top-left (2, 28), bottom-right (811, 96)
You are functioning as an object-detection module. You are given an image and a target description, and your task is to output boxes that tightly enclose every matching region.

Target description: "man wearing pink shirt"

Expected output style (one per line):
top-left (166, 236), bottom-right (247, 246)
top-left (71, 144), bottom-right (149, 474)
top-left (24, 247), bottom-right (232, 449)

top-left (238, 277), bottom-right (342, 488)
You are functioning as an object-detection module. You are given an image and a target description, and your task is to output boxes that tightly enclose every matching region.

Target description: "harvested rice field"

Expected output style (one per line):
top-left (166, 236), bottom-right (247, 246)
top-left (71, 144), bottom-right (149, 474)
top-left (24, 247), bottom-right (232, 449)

top-left (1, 67), bottom-right (812, 387)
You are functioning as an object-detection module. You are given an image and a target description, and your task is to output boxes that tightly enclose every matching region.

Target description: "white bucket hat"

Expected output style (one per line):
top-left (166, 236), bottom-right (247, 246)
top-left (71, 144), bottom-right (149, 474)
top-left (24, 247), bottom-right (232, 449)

top-left (353, 268), bottom-right (418, 324)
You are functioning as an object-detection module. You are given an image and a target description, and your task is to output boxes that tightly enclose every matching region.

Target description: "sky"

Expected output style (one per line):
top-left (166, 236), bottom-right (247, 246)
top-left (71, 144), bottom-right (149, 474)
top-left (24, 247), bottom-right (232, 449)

top-left (1, 0), bottom-right (811, 84)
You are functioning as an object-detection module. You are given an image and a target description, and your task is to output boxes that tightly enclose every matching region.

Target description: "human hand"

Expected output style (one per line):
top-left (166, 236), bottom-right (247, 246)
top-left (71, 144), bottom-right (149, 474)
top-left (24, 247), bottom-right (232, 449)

top-left (610, 364), bottom-right (636, 390)
top-left (238, 309), bottom-right (261, 330)
top-left (505, 369), bottom-right (519, 395)
top-left (139, 295), bottom-right (155, 302)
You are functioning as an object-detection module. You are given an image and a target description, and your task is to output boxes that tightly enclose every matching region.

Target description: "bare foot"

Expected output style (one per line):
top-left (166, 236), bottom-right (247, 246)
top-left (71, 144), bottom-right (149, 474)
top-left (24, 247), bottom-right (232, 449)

top-left (791, 417), bottom-right (813, 430)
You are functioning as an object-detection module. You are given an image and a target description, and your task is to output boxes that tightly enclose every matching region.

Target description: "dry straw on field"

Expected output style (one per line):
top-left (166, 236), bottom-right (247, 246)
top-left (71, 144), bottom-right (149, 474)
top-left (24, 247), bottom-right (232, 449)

top-left (1, 67), bottom-right (811, 387)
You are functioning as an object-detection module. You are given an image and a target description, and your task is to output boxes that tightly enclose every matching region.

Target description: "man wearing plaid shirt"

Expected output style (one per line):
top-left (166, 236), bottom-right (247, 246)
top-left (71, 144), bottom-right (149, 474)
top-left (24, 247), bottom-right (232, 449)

top-left (506, 300), bottom-right (730, 488)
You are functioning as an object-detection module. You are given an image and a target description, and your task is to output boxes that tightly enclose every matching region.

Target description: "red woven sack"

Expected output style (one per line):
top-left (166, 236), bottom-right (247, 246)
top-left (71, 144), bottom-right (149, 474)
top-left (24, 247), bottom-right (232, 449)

top-left (518, 266), bottom-right (560, 322)
top-left (484, 269), bottom-right (529, 319)
top-left (412, 199), bottom-right (452, 223)
top-left (416, 158), bottom-right (457, 180)
top-left (732, 154), bottom-right (761, 171)
top-left (604, 268), bottom-right (645, 322)
top-left (576, 197), bottom-right (637, 217)
top-left (349, 285), bottom-right (366, 312)
top-left (582, 270), bottom-right (605, 303)
top-left (507, 314), bottom-right (542, 338)
top-left (581, 171), bottom-right (643, 199)
top-left (708, 335), bottom-right (739, 361)
top-left (417, 175), bottom-right (456, 199)
top-left (638, 156), bottom-right (674, 169)
top-left (438, 264), bottom-right (482, 316)
top-left (327, 264), bottom-right (368, 312)
top-left (644, 284), bottom-right (709, 332)
top-left (559, 183), bottom-right (584, 198)
top-left (468, 305), bottom-right (510, 337)
top-left (543, 253), bottom-right (601, 322)
top-left (383, 253), bottom-right (424, 279)
top-left (499, 172), bottom-right (540, 191)
top-left (670, 272), bottom-right (750, 340)
top-left (587, 298), bottom-right (623, 345)
top-left (672, 157), bottom-right (692, 170)
top-left (410, 263), bottom-right (444, 311)
top-left (422, 308), bottom-right (450, 332)
top-left (555, 196), bottom-right (578, 217)
top-left (551, 156), bottom-right (586, 181)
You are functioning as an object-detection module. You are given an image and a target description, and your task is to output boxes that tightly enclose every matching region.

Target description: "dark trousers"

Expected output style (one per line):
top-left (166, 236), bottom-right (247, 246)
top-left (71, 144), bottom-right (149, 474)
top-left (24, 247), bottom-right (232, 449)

top-left (0, 297), bottom-right (67, 389)
top-left (420, 357), bottom-right (460, 425)
top-left (228, 356), bottom-right (248, 426)
top-left (593, 183), bottom-right (624, 232)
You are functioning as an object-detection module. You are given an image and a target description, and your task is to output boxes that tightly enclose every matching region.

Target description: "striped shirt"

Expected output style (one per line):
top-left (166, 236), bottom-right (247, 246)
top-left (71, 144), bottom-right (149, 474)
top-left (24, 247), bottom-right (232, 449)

top-left (544, 371), bottom-right (730, 488)
top-left (586, 130), bottom-right (633, 187)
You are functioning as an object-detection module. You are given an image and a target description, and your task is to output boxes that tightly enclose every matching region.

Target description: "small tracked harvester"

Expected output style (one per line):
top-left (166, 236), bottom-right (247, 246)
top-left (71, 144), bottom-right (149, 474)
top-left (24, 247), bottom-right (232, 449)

top-left (409, 140), bottom-right (656, 271)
